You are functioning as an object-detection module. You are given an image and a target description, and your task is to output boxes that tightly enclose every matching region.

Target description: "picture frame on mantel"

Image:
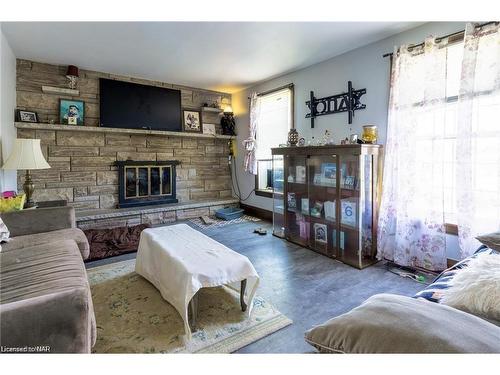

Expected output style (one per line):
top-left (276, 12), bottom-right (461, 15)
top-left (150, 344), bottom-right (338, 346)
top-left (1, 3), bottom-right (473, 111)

top-left (15, 109), bottom-right (39, 123)
top-left (59, 99), bottom-right (85, 125)
top-left (182, 109), bottom-right (202, 133)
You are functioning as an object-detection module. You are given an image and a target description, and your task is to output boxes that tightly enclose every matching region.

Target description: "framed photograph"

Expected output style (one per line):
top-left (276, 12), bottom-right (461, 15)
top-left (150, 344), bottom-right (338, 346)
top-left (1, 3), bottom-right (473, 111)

top-left (321, 163), bottom-right (336, 186)
top-left (314, 223), bottom-right (327, 244)
top-left (301, 198), bottom-right (309, 215)
top-left (324, 200), bottom-right (336, 221)
top-left (15, 109), bottom-right (38, 123)
top-left (182, 110), bottom-right (202, 132)
top-left (202, 123), bottom-right (216, 135)
top-left (60, 99), bottom-right (84, 125)
top-left (296, 165), bottom-right (306, 183)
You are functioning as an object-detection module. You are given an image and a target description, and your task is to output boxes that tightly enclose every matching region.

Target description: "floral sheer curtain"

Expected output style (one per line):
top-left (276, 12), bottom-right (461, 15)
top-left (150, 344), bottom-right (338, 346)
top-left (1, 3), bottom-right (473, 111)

top-left (377, 37), bottom-right (449, 271)
top-left (378, 23), bottom-right (500, 271)
top-left (243, 92), bottom-right (259, 175)
top-left (456, 23), bottom-right (500, 257)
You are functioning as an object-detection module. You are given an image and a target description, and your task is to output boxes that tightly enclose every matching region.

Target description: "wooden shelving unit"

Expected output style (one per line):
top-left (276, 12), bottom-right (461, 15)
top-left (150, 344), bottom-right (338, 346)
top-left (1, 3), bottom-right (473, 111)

top-left (271, 144), bottom-right (383, 269)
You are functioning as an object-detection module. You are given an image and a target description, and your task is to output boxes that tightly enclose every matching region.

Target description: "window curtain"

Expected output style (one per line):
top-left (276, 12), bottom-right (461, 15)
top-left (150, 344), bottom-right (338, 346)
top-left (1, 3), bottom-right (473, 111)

top-left (456, 23), bottom-right (500, 257)
top-left (243, 92), bottom-right (259, 175)
top-left (377, 37), bottom-right (450, 271)
top-left (378, 23), bottom-right (500, 271)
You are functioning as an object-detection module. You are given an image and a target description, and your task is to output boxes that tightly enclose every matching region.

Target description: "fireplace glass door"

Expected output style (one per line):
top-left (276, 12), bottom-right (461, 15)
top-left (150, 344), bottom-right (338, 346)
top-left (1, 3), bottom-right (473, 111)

top-left (118, 161), bottom-right (179, 208)
top-left (125, 168), bottom-right (137, 198)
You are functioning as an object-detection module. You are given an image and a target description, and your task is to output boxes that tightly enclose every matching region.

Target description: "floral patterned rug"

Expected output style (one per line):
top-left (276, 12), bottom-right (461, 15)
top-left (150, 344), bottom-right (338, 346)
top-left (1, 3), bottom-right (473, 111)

top-left (87, 259), bottom-right (292, 353)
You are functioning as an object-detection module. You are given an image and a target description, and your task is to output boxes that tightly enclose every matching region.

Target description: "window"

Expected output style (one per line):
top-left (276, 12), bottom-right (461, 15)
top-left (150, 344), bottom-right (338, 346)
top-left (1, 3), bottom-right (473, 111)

top-left (254, 86), bottom-right (293, 197)
top-left (412, 41), bottom-right (462, 226)
top-left (414, 38), bottom-right (500, 229)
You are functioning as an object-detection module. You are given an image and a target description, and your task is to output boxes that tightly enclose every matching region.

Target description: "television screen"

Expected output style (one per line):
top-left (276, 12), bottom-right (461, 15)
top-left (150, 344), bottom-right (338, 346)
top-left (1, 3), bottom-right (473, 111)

top-left (99, 78), bottom-right (181, 131)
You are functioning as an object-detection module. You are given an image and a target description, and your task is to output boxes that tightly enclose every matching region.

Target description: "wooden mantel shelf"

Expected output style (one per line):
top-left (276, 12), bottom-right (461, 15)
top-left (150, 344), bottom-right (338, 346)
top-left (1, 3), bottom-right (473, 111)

top-left (15, 122), bottom-right (235, 140)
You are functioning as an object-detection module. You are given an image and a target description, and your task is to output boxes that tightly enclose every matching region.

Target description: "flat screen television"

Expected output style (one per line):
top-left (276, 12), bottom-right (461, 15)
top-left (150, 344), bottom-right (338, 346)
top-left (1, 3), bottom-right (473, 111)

top-left (99, 78), bottom-right (181, 131)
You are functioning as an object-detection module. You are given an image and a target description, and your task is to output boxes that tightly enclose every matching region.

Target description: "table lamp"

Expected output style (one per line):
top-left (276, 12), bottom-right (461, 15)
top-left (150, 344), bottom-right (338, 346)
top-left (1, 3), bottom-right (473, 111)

top-left (2, 139), bottom-right (51, 208)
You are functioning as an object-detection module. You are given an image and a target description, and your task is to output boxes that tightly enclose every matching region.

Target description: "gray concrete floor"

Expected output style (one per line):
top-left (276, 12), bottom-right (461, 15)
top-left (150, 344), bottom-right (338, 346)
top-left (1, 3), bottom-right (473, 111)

top-left (86, 220), bottom-right (424, 353)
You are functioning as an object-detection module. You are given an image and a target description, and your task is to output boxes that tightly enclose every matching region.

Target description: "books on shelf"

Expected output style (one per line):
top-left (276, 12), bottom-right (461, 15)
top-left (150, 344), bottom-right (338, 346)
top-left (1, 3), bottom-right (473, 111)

top-left (301, 198), bottom-right (309, 215)
top-left (332, 229), bottom-right (346, 250)
top-left (295, 213), bottom-right (310, 240)
top-left (324, 201), bottom-right (336, 221)
top-left (287, 193), bottom-right (296, 210)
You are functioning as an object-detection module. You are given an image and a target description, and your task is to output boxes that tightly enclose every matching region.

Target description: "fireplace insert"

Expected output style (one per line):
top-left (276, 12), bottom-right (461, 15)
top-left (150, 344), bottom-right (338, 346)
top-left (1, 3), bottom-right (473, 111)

top-left (116, 160), bottom-right (179, 208)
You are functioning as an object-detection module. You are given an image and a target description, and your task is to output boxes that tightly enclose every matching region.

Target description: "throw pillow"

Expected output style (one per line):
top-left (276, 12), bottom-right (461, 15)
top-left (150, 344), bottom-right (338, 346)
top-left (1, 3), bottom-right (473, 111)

top-left (0, 194), bottom-right (26, 213)
top-left (476, 232), bottom-right (500, 251)
top-left (440, 252), bottom-right (500, 321)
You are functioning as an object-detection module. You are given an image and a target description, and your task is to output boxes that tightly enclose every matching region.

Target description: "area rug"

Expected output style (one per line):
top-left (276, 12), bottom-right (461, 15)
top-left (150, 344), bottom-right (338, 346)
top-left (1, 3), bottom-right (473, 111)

top-left (189, 215), bottom-right (261, 230)
top-left (87, 259), bottom-right (292, 353)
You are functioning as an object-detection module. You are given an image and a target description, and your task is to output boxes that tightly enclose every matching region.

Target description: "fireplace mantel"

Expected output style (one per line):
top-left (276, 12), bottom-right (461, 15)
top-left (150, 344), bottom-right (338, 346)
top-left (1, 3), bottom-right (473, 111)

top-left (15, 122), bottom-right (235, 140)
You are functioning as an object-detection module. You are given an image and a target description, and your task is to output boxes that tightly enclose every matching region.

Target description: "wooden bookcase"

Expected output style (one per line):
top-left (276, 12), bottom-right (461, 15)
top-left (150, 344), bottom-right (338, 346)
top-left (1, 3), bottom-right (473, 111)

top-left (271, 144), bottom-right (383, 269)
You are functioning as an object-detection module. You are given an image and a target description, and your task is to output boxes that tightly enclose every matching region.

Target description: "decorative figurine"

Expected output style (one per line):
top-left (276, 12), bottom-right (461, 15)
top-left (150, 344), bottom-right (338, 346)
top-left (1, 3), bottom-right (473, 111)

top-left (220, 108), bottom-right (236, 136)
top-left (287, 128), bottom-right (299, 146)
top-left (298, 137), bottom-right (306, 146)
top-left (322, 130), bottom-right (334, 145)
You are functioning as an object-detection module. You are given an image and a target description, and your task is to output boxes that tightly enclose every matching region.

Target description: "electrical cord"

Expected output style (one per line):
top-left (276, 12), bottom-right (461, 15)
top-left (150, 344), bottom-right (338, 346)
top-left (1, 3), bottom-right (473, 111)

top-left (229, 156), bottom-right (255, 202)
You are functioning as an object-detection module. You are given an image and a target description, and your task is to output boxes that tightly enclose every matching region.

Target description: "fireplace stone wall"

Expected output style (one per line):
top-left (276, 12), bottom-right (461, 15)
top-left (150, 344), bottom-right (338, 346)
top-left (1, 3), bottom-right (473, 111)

top-left (15, 59), bottom-right (233, 211)
top-left (17, 125), bottom-right (233, 210)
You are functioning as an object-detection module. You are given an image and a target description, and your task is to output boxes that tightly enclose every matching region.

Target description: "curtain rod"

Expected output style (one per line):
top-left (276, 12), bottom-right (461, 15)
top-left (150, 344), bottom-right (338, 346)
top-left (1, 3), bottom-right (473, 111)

top-left (382, 21), bottom-right (499, 58)
top-left (247, 83), bottom-right (294, 100)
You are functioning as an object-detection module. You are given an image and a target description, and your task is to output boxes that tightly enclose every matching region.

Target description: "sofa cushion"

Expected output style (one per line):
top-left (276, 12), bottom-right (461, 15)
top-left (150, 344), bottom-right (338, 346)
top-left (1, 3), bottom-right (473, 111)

top-left (476, 232), bottom-right (500, 251)
top-left (0, 240), bottom-right (96, 352)
top-left (304, 294), bottom-right (500, 353)
top-left (413, 246), bottom-right (496, 303)
top-left (1, 228), bottom-right (90, 260)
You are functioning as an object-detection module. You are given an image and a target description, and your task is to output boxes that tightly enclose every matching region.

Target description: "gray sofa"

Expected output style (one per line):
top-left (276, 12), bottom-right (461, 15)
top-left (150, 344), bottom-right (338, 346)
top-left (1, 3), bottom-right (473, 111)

top-left (0, 207), bottom-right (96, 353)
top-left (305, 247), bottom-right (500, 353)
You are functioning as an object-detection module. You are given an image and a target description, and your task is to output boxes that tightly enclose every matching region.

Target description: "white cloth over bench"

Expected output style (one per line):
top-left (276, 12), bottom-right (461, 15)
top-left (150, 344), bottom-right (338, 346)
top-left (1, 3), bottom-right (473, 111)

top-left (135, 223), bottom-right (259, 339)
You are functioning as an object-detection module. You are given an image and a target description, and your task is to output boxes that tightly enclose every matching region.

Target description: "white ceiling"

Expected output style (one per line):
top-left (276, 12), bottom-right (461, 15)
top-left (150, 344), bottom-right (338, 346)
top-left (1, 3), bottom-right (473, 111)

top-left (2, 22), bottom-right (420, 93)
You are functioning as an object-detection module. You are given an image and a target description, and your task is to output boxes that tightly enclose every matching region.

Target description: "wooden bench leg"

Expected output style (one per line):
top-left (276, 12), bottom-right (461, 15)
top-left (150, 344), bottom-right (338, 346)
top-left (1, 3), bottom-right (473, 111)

top-left (240, 279), bottom-right (247, 312)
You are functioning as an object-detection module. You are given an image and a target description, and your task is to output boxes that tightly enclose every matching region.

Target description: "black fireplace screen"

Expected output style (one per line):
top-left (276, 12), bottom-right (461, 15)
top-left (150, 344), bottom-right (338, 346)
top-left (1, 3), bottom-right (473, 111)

top-left (117, 160), bottom-right (179, 208)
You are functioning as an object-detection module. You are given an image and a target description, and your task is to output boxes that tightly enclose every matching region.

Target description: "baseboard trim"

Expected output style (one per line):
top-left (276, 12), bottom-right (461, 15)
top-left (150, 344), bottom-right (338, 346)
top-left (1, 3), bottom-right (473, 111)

top-left (240, 203), bottom-right (273, 222)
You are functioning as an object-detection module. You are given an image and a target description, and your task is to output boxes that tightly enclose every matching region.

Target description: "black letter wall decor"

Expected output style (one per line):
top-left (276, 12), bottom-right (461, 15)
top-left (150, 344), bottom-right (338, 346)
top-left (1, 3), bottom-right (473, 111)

top-left (306, 81), bottom-right (366, 127)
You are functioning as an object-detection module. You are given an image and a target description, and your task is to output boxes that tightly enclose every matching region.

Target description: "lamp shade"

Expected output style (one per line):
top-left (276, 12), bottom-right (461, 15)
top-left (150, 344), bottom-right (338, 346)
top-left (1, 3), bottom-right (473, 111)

top-left (2, 139), bottom-right (51, 170)
top-left (66, 65), bottom-right (79, 77)
top-left (223, 105), bottom-right (233, 114)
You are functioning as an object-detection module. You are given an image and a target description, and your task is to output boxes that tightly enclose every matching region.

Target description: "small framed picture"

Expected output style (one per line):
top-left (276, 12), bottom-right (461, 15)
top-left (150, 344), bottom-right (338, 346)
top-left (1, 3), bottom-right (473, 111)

top-left (60, 99), bottom-right (84, 125)
top-left (314, 223), bottom-right (327, 244)
top-left (321, 163), bottom-right (336, 186)
top-left (183, 110), bottom-right (202, 133)
top-left (202, 123), bottom-right (216, 135)
top-left (16, 109), bottom-right (38, 123)
top-left (344, 175), bottom-right (356, 189)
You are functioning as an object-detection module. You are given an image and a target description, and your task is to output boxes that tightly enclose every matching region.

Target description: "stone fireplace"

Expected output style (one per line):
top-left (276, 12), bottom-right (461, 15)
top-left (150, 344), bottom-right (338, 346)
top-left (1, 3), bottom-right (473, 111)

top-left (117, 160), bottom-right (180, 208)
